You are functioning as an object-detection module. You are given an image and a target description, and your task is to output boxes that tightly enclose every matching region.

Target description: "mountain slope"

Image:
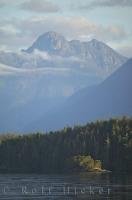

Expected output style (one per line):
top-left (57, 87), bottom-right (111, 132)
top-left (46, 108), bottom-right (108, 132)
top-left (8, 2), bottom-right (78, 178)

top-left (29, 59), bottom-right (132, 131)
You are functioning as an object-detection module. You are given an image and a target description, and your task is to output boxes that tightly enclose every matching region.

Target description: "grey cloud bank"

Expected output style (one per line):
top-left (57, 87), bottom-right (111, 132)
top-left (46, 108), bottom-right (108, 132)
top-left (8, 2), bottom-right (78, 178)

top-left (79, 0), bottom-right (132, 9)
top-left (20, 0), bottom-right (60, 13)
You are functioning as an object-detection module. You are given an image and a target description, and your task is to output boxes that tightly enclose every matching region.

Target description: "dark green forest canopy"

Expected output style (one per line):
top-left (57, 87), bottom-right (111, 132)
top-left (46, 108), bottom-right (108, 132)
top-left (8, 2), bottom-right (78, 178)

top-left (0, 117), bottom-right (132, 173)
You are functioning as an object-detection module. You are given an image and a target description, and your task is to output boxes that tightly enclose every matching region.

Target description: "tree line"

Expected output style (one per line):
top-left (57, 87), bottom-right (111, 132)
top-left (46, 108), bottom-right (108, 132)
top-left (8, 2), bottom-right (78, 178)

top-left (0, 116), bottom-right (132, 173)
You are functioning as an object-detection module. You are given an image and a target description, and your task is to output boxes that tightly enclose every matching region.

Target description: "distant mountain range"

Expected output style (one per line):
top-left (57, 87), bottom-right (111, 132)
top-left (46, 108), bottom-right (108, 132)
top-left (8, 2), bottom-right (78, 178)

top-left (27, 59), bottom-right (132, 132)
top-left (0, 31), bottom-right (126, 77)
top-left (24, 31), bottom-right (126, 74)
top-left (0, 31), bottom-right (130, 132)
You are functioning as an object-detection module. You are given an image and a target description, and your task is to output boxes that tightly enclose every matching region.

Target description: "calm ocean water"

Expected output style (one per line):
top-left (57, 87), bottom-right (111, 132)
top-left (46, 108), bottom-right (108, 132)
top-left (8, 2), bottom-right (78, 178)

top-left (0, 172), bottom-right (131, 199)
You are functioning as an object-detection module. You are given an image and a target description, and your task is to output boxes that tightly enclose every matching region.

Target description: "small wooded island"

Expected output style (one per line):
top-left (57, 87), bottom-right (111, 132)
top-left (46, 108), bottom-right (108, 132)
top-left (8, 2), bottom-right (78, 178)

top-left (68, 155), bottom-right (103, 172)
top-left (0, 117), bottom-right (131, 174)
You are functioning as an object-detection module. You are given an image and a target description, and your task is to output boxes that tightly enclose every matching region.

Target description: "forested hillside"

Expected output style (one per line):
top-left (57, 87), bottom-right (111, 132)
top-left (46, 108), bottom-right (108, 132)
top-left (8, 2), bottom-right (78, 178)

top-left (0, 117), bottom-right (132, 173)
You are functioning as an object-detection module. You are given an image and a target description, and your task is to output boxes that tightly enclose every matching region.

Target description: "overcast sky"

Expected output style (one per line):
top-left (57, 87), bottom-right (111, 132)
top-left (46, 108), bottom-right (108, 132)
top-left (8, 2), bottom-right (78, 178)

top-left (0, 0), bottom-right (132, 57)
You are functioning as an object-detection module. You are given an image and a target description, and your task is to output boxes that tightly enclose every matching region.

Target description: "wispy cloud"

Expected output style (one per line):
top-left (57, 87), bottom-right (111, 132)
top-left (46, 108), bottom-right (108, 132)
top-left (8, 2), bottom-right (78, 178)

top-left (79, 0), bottom-right (132, 10)
top-left (20, 0), bottom-right (60, 13)
top-left (32, 49), bottom-right (81, 63)
top-left (0, 62), bottom-right (71, 76)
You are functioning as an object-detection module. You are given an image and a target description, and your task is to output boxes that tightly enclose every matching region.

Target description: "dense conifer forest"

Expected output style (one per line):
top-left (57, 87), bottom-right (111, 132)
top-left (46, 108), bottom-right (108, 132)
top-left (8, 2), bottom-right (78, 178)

top-left (0, 117), bottom-right (132, 173)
